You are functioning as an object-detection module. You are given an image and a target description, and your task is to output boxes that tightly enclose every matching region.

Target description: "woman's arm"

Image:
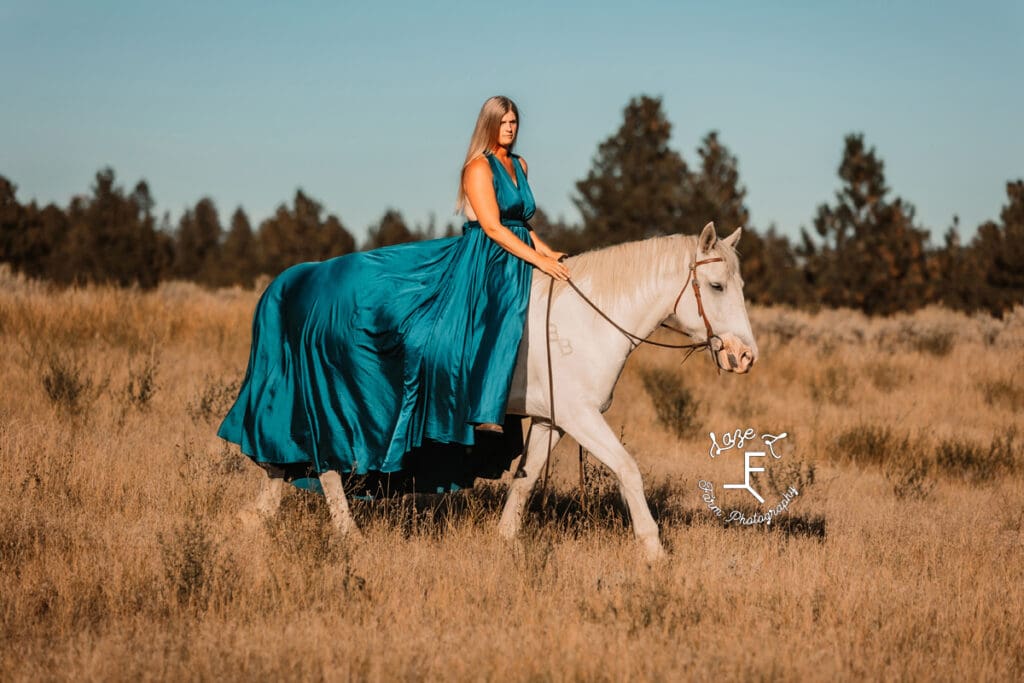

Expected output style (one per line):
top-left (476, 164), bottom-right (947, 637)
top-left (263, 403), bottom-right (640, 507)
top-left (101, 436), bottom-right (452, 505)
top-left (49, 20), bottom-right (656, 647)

top-left (464, 158), bottom-right (569, 280)
top-left (529, 230), bottom-right (567, 261)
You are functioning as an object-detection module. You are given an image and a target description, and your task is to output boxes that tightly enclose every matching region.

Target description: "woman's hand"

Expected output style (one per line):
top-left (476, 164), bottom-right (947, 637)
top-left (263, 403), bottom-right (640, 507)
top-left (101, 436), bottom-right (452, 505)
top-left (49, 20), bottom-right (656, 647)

top-left (538, 244), bottom-right (569, 262)
top-left (535, 253), bottom-right (570, 281)
top-left (530, 232), bottom-right (568, 261)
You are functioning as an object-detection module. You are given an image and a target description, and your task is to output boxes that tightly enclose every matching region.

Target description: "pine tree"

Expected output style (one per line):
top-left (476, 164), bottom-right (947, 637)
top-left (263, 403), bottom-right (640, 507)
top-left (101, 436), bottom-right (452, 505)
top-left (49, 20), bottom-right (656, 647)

top-left (219, 207), bottom-right (258, 287)
top-left (64, 168), bottom-right (165, 288)
top-left (929, 217), bottom-right (984, 312)
top-left (321, 214), bottom-right (356, 258)
top-left (0, 176), bottom-right (21, 268)
top-left (0, 180), bottom-right (36, 278)
top-left (969, 180), bottom-right (1024, 314)
top-left (258, 190), bottom-right (355, 275)
top-left (174, 197), bottom-right (222, 284)
top-left (0, 178), bottom-right (63, 279)
top-left (688, 131), bottom-right (750, 233)
top-left (801, 134), bottom-right (932, 315)
top-left (738, 225), bottom-right (808, 306)
top-left (681, 131), bottom-right (808, 305)
top-left (574, 96), bottom-right (692, 248)
top-left (364, 208), bottom-right (417, 250)
top-left (529, 207), bottom-right (586, 255)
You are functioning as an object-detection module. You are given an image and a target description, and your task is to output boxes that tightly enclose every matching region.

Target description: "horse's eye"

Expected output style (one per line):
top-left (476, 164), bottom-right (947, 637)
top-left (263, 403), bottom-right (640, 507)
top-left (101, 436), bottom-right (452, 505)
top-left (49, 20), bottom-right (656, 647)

top-left (710, 282), bottom-right (724, 292)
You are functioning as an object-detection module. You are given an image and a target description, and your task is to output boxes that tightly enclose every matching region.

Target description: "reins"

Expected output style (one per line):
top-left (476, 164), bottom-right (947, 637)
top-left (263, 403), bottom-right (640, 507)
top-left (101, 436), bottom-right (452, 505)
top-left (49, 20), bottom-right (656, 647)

top-left (530, 255), bottom-right (726, 505)
top-left (564, 257), bottom-right (726, 357)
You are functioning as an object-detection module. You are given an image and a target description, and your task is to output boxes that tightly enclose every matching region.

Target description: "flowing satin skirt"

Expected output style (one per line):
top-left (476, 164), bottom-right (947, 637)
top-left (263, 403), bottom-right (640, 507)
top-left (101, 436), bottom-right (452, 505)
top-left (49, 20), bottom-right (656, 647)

top-left (217, 222), bottom-right (533, 490)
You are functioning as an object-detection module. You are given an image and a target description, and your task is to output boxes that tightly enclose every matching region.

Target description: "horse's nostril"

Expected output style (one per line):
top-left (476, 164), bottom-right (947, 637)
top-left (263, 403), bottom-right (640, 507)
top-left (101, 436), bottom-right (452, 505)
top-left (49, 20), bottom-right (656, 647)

top-left (728, 352), bottom-right (738, 368)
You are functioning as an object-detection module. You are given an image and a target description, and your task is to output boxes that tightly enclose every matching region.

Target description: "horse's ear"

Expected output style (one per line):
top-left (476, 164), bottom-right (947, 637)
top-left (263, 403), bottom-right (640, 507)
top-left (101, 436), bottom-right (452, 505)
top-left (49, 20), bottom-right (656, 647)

top-left (722, 227), bottom-right (742, 249)
top-left (698, 222), bottom-right (717, 253)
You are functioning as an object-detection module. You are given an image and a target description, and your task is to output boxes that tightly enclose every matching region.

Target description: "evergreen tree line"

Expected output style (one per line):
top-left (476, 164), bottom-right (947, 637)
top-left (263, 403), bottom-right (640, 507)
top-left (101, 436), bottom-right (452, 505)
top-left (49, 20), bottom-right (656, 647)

top-left (558, 96), bottom-right (1023, 316)
top-left (0, 169), bottom-right (444, 290)
top-left (2, 95), bottom-right (1022, 315)
top-left (2, 171), bottom-right (170, 289)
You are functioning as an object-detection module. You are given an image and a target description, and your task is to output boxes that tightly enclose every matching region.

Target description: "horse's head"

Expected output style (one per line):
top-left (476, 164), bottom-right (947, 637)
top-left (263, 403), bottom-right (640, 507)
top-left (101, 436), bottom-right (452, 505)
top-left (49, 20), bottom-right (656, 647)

top-left (670, 222), bottom-right (758, 373)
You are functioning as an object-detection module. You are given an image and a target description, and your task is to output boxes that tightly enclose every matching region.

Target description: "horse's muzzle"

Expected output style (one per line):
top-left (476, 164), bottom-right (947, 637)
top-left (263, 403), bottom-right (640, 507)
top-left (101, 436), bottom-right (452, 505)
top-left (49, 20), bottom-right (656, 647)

top-left (715, 334), bottom-right (756, 374)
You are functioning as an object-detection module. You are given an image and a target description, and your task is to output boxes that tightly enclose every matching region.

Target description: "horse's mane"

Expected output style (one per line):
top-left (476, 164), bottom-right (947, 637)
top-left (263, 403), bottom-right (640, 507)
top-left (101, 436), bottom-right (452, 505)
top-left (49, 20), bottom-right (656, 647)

top-left (559, 233), bottom-right (741, 306)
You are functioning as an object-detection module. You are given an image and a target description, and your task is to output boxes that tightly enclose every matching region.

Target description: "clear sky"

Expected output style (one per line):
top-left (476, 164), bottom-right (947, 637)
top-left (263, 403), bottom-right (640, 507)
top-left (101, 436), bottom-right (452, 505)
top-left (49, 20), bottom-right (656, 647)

top-left (2, 1), bottom-right (1022, 244)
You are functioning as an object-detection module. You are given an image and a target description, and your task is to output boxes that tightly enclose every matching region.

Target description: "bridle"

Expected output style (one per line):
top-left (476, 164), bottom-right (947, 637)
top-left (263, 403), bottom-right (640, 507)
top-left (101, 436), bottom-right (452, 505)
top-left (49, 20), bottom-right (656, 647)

top-left (525, 254), bottom-right (728, 497)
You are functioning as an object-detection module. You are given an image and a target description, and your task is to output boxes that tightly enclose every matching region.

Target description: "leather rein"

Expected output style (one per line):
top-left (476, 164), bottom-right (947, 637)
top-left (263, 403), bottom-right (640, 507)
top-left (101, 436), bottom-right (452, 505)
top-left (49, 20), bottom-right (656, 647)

top-left (566, 255), bottom-right (726, 363)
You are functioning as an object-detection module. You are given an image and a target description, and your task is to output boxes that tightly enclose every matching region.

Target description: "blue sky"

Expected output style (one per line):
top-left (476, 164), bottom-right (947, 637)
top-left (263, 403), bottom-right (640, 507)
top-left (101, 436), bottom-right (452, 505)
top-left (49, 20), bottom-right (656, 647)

top-left (2, 1), bottom-right (1022, 244)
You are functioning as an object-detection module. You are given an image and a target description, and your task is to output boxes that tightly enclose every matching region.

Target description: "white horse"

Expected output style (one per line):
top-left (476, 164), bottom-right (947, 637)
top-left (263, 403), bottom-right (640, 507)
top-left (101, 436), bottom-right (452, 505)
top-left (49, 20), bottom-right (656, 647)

top-left (243, 223), bottom-right (757, 561)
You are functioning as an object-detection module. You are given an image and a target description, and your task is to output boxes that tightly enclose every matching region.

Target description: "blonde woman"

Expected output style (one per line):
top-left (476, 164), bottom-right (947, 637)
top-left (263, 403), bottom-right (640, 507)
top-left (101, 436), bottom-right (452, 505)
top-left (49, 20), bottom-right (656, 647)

top-left (219, 95), bottom-right (568, 493)
top-left (458, 96), bottom-right (569, 282)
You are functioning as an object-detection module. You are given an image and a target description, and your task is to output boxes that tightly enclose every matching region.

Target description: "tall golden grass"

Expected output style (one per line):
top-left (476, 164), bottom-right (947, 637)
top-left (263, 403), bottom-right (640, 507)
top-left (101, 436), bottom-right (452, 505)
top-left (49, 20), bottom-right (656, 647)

top-left (1, 265), bottom-right (1022, 681)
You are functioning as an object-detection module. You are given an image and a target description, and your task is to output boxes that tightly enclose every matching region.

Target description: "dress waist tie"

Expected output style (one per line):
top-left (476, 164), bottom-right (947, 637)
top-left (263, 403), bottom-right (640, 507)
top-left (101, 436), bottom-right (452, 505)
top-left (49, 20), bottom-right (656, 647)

top-left (463, 220), bottom-right (530, 233)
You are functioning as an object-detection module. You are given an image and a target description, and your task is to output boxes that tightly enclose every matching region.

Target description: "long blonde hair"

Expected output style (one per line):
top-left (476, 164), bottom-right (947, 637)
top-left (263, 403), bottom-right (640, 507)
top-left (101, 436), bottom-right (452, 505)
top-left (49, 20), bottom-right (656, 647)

top-left (455, 96), bottom-right (520, 213)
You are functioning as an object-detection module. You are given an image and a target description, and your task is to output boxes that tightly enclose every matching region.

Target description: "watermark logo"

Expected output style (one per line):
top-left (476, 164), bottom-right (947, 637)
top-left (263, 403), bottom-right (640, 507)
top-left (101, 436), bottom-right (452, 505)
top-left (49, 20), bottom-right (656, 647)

top-left (697, 428), bottom-right (800, 526)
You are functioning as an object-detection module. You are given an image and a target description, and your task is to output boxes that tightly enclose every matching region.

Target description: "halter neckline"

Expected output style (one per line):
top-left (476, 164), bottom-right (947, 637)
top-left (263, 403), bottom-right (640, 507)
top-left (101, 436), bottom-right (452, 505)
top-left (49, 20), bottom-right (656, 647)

top-left (487, 151), bottom-right (520, 190)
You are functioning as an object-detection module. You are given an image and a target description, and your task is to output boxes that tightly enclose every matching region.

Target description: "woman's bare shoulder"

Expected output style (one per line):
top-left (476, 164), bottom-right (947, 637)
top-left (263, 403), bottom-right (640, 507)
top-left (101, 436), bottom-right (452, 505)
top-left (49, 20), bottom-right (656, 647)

top-left (466, 156), bottom-right (493, 174)
top-left (463, 155), bottom-right (493, 182)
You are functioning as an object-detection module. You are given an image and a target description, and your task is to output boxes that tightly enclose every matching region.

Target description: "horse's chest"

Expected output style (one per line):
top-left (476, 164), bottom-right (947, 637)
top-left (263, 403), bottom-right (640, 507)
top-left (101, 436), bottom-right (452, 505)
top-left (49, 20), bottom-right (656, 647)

top-left (597, 361), bottom-right (628, 413)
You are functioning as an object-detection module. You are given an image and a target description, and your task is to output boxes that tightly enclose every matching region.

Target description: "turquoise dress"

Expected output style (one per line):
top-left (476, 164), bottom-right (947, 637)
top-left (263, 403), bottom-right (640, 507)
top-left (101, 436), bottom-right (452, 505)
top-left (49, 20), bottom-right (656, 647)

top-left (218, 152), bottom-right (535, 492)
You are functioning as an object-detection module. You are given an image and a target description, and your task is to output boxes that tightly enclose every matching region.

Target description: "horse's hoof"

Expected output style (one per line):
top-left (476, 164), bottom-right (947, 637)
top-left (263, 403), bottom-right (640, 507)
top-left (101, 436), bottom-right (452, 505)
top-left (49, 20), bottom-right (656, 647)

top-left (475, 423), bottom-right (504, 434)
top-left (237, 509), bottom-right (264, 532)
top-left (497, 529), bottom-right (524, 553)
top-left (640, 539), bottom-right (668, 564)
top-left (333, 524), bottom-right (365, 543)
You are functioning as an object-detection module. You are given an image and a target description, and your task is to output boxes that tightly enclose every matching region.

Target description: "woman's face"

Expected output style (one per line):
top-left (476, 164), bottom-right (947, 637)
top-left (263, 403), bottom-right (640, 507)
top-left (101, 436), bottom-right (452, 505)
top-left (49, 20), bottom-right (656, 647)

top-left (497, 110), bottom-right (518, 147)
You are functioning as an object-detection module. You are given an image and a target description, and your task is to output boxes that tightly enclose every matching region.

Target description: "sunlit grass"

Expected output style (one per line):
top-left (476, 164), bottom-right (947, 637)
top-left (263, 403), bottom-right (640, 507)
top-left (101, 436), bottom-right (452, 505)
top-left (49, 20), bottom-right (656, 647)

top-left (1, 271), bottom-right (1022, 681)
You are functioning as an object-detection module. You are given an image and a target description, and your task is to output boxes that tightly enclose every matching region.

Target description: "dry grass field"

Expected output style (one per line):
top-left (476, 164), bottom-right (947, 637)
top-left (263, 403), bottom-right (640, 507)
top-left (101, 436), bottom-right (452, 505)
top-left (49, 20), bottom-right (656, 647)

top-left (2, 265), bottom-right (1023, 681)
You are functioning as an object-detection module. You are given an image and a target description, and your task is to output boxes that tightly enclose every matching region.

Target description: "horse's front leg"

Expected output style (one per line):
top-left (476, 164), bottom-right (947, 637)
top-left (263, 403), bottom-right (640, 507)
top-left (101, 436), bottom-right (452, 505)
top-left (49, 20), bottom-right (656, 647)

top-left (319, 471), bottom-right (363, 540)
top-left (562, 409), bottom-right (666, 562)
top-left (498, 420), bottom-right (563, 541)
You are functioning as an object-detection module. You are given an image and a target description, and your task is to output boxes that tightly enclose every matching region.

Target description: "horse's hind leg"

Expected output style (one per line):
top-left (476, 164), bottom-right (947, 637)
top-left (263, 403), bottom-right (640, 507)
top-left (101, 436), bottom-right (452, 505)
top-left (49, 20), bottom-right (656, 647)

top-left (498, 420), bottom-right (563, 541)
top-left (319, 471), bottom-right (363, 540)
top-left (561, 410), bottom-right (666, 562)
top-left (255, 476), bottom-right (284, 516)
top-left (239, 475), bottom-right (284, 530)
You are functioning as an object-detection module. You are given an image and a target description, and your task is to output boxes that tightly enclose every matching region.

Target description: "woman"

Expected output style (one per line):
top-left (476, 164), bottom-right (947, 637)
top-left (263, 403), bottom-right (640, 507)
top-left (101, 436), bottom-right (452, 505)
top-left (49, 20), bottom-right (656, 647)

top-left (218, 95), bottom-right (568, 491)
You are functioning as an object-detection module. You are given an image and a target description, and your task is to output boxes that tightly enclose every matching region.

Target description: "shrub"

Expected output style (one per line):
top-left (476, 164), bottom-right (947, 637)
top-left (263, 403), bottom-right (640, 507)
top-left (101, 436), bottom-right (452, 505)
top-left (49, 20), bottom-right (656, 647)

top-left (123, 352), bottom-right (159, 411)
top-left (640, 368), bottom-right (701, 439)
top-left (884, 460), bottom-right (935, 500)
top-left (40, 351), bottom-right (106, 416)
top-left (834, 424), bottom-right (910, 468)
top-left (158, 517), bottom-right (237, 610)
top-left (979, 379), bottom-right (1024, 412)
top-left (875, 319), bottom-right (958, 358)
top-left (934, 429), bottom-right (1018, 484)
top-left (159, 518), bottom-right (216, 608)
top-left (188, 375), bottom-right (241, 423)
top-left (910, 329), bottom-right (955, 357)
top-left (808, 366), bottom-right (856, 404)
top-left (266, 491), bottom-right (341, 569)
top-left (864, 361), bottom-right (914, 393)
top-left (766, 457), bottom-right (816, 499)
